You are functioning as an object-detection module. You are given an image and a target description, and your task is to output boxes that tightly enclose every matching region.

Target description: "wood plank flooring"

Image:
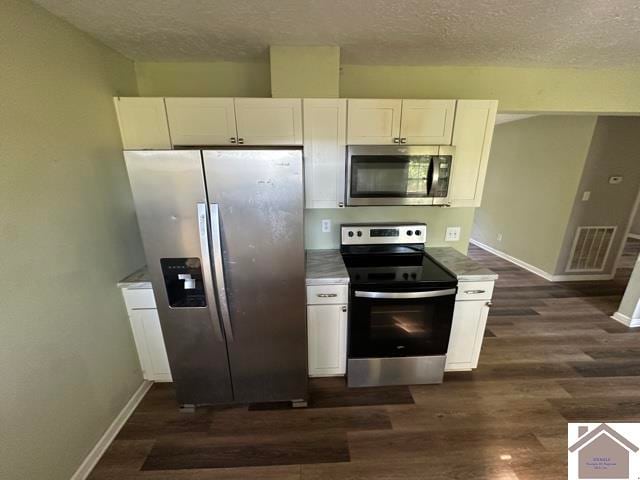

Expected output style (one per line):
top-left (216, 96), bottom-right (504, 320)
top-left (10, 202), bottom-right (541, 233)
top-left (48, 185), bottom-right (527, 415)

top-left (88, 240), bottom-right (640, 480)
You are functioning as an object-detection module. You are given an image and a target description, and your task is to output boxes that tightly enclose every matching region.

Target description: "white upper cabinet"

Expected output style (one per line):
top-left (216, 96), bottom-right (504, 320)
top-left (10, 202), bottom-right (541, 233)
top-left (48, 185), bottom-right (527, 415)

top-left (347, 99), bottom-right (402, 144)
top-left (165, 97), bottom-right (237, 146)
top-left (234, 98), bottom-right (302, 145)
top-left (114, 97), bottom-right (171, 150)
top-left (449, 100), bottom-right (498, 207)
top-left (399, 99), bottom-right (456, 145)
top-left (303, 99), bottom-right (347, 209)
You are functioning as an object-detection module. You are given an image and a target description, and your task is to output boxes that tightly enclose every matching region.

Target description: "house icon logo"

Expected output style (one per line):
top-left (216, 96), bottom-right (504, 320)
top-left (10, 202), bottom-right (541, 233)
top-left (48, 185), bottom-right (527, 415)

top-left (568, 423), bottom-right (639, 479)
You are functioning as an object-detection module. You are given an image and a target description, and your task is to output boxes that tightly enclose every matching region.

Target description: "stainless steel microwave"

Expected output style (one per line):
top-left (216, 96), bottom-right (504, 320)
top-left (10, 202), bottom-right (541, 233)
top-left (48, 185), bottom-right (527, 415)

top-left (346, 145), bottom-right (454, 206)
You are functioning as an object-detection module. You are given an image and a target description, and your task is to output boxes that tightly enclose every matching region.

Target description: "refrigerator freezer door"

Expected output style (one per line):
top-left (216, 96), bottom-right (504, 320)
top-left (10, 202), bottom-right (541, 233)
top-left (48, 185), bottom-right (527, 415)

top-left (124, 150), bottom-right (234, 406)
top-left (203, 149), bottom-right (307, 403)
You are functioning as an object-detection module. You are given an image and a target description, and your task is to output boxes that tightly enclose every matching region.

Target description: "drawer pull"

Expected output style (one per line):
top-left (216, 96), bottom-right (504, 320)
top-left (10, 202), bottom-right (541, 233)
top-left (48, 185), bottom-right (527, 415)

top-left (464, 289), bottom-right (486, 294)
top-left (317, 293), bottom-right (338, 298)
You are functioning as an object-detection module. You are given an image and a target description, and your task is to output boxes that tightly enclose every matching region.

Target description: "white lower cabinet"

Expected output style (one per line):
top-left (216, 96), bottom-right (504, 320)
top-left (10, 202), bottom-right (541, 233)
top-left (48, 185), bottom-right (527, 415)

top-left (307, 304), bottom-right (348, 377)
top-left (445, 282), bottom-right (494, 371)
top-left (121, 288), bottom-right (173, 382)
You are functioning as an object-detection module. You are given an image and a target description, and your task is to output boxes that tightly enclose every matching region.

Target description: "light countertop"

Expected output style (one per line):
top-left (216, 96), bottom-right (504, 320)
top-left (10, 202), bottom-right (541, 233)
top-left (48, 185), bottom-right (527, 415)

top-left (426, 247), bottom-right (499, 282)
top-left (117, 267), bottom-right (152, 289)
top-left (305, 249), bottom-right (350, 286)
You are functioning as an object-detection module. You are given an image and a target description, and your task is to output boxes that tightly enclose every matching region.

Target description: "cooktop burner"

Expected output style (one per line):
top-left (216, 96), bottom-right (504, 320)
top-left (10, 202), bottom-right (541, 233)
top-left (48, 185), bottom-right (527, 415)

top-left (340, 223), bottom-right (457, 288)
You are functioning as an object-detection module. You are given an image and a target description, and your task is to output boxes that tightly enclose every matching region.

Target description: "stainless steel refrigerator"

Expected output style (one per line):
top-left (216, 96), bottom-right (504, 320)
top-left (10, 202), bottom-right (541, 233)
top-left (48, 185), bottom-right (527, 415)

top-left (124, 149), bottom-right (307, 407)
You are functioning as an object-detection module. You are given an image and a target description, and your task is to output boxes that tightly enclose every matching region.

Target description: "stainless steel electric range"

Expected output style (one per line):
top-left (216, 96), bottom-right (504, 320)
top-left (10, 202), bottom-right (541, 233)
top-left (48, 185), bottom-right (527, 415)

top-left (340, 223), bottom-right (458, 388)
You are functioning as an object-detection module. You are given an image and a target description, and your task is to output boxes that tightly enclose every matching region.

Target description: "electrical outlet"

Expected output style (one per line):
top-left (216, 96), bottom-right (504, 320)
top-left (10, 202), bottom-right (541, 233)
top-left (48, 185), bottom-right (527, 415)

top-left (582, 191), bottom-right (591, 201)
top-left (321, 219), bottom-right (331, 233)
top-left (445, 227), bottom-right (461, 242)
top-left (497, 233), bottom-right (503, 242)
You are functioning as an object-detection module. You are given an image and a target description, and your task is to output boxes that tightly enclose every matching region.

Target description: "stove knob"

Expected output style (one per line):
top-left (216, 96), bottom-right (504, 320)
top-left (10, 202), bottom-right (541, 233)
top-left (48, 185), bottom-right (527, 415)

top-left (415, 230), bottom-right (422, 236)
top-left (411, 273), bottom-right (417, 278)
top-left (357, 231), bottom-right (363, 237)
top-left (403, 273), bottom-right (409, 279)
top-left (407, 230), bottom-right (413, 236)
top-left (348, 231), bottom-right (354, 237)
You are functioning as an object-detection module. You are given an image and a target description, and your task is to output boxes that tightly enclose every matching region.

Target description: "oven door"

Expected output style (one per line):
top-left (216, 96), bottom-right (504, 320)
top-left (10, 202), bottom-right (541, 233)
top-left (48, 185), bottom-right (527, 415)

top-left (347, 145), bottom-right (439, 206)
top-left (348, 287), bottom-right (456, 359)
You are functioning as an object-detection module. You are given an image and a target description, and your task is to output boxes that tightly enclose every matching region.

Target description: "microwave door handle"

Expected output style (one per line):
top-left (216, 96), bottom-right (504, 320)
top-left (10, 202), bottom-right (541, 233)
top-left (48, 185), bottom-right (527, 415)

top-left (209, 203), bottom-right (234, 342)
top-left (197, 203), bottom-right (225, 342)
top-left (355, 289), bottom-right (457, 299)
top-left (426, 158), bottom-right (435, 196)
top-left (430, 158), bottom-right (440, 195)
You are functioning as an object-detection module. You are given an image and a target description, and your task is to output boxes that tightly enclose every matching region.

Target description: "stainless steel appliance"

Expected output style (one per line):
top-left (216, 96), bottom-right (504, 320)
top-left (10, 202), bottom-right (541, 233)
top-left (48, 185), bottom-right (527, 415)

top-left (341, 223), bottom-right (458, 387)
top-left (124, 149), bottom-right (307, 408)
top-left (346, 145), bottom-right (454, 206)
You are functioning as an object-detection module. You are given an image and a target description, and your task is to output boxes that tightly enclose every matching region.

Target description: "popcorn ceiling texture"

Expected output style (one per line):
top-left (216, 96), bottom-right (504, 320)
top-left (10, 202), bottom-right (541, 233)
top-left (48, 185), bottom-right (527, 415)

top-left (33, 0), bottom-right (640, 67)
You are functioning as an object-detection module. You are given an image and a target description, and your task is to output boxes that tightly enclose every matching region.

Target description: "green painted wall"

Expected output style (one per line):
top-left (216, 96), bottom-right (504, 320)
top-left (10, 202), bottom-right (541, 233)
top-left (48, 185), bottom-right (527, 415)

top-left (306, 208), bottom-right (476, 252)
top-left (270, 46), bottom-right (340, 98)
top-left (1, 1), bottom-right (144, 479)
top-left (135, 61), bottom-right (271, 97)
top-left (472, 115), bottom-right (597, 274)
top-left (340, 65), bottom-right (640, 113)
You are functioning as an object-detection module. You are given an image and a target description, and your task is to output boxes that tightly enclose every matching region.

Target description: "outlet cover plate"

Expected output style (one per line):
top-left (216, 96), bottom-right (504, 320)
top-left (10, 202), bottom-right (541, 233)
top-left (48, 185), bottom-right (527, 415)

top-left (321, 219), bottom-right (331, 233)
top-left (445, 227), bottom-right (461, 242)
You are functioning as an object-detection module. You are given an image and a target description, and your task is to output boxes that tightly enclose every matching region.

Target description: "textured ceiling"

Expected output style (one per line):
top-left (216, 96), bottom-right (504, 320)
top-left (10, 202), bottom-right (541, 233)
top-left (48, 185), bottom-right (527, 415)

top-left (34, 0), bottom-right (640, 67)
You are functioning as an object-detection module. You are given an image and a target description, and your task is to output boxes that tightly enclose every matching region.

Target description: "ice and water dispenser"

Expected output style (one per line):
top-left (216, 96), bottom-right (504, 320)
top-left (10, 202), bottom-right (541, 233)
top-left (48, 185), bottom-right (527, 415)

top-left (160, 258), bottom-right (206, 308)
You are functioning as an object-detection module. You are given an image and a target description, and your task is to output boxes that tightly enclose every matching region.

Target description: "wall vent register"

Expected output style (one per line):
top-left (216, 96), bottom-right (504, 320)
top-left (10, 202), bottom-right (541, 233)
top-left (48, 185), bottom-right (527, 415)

top-left (566, 226), bottom-right (617, 272)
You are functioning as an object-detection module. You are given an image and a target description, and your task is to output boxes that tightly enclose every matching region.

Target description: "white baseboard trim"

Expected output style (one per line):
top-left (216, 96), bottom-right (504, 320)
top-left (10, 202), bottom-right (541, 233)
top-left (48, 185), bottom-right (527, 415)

top-left (469, 239), bottom-right (615, 282)
top-left (71, 380), bottom-right (152, 480)
top-left (611, 311), bottom-right (640, 328)
top-left (469, 239), bottom-right (555, 281)
top-left (628, 233), bottom-right (640, 240)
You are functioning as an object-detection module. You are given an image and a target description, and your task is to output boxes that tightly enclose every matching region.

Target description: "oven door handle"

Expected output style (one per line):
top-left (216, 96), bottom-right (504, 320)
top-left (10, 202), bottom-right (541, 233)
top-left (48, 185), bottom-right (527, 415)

top-left (354, 288), bottom-right (457, 299)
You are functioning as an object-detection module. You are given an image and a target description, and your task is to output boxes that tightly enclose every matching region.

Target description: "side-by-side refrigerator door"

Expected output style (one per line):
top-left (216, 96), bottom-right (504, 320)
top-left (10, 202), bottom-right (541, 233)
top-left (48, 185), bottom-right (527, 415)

top-left (124, 150), bottom-right (233, 406)
top-left (203, 149), bottom-right (307, 404)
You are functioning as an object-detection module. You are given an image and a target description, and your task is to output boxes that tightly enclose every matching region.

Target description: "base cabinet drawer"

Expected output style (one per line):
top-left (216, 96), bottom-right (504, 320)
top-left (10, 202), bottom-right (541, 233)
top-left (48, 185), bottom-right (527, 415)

top-left (445, 299), bottom-right (491, 372)
top-left (307, 304), bottom-right (347, 377)
top-left (306, 284), bottom-right (348, 305)
top-left (456, 281), bottom-right (494, 301)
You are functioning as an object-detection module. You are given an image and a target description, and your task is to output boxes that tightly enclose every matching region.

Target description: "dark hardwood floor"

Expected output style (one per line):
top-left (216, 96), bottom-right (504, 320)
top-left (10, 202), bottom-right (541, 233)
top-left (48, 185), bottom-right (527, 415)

top-left (89, 240), bottom-right (640, 480)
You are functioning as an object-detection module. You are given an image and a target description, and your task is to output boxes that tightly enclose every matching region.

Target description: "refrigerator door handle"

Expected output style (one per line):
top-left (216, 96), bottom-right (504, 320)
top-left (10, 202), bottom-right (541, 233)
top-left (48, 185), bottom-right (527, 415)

top-left (209, 203), bottom-right (234, 342)
top-left (197, 203), bottom-right (225, 342)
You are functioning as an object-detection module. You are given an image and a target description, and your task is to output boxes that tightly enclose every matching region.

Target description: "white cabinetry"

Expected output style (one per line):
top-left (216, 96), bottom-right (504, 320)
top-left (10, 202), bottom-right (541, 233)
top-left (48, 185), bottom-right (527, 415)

top-left (234, 98), bottom-right (302, 145)
top-left (306, 284), bottom-right (348, 377)
top-left (121, 287), bottom-right (172, 382)
top-left (445, 280), bottom-right (494, 371)
top-left (347, 99), bottom-right (402, 144)
top-left (400, 99), bottom-right (456, 145)
top-left (449, 100), bottom-right (498, 207)
top-left (114, 97), bottom-right (171, 150)
top-left (165, 97), bottom-right (237, 146)
top-left (303, 99), bottom-right (347, 208)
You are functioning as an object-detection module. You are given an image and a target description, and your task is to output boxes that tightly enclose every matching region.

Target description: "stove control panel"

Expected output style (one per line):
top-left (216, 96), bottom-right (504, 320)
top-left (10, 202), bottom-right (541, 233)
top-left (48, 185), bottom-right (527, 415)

top-left (341, 223), bottom-right (427, 245)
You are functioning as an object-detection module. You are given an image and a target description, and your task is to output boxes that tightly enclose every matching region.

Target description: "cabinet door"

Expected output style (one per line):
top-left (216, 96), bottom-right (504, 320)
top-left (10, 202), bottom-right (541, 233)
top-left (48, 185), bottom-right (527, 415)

top-left (307, 304), bottom-right (347, 377)
top-left (445, 300), bottom-right (490, 371)
top-left (449, 100), bottom-right (498, 207)
top-left (165, 98), bottom-right (237, 146)
top-left (400, 100), bottom-right (456, 145)
top-left (234, 98), bottom-right (302, 145)
top-left (303, 99), bottom-right (347, 209)
top-left (129, 309), bottom-right (172, 382)
top-left (347, 99), bottom-right (402, 145)
top-left (114, 97), bottom-right (171, 150)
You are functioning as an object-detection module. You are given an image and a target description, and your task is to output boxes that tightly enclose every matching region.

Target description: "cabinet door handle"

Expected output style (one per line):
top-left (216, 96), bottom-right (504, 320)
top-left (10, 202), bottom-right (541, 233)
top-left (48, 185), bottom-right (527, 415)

top-left (229, 137), bottom-right (236, 144)
top-left (338, 202), bottom-right (344, 207)
top-left (317, 293), bottom-right (338, 298)
top-left (393, 137), bottom-right (400, 143)
top-left (464, 290), bottom-right (486, 294)
top-left (400, 137), bottom-right (407, 143)
top-left (341, 306), bottom-right (347, 312)
top-left (485, 301), bottom-right (493, 307)
top-left (237, 137), bottom-right (245, 144)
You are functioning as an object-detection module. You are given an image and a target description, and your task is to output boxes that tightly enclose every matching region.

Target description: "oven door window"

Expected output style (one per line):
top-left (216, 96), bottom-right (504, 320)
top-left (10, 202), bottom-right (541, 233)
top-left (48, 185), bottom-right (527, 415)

top-left (349, 293), bottom-right (455, 358)
top-left (350, 156), bottom-right (431, 197)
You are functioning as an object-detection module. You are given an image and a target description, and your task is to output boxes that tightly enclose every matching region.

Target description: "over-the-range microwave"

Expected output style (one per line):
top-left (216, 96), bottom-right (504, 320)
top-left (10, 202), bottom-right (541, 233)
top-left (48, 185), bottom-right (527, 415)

top-left (346, 145), bottom-right (454, 206)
